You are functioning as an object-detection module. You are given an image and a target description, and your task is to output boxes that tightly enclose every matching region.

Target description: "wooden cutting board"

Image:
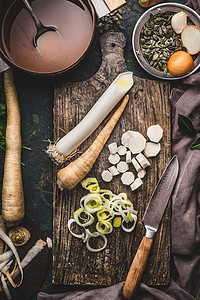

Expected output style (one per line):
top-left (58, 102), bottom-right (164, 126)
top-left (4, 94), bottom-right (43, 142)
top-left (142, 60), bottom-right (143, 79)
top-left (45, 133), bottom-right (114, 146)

top-left (52, 32), bottom-right (171, 287)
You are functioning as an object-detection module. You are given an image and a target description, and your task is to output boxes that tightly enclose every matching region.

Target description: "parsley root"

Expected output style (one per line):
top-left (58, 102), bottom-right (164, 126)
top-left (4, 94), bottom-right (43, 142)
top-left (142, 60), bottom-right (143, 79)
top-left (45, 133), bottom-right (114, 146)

top-left (2, 69), bottom-right (24, 227)
top-left (57, 94), bottom-right (129, 190)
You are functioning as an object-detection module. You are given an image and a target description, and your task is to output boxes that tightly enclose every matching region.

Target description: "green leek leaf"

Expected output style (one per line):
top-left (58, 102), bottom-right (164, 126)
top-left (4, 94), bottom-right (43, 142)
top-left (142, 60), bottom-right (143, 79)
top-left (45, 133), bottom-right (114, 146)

top-left (191, 137), bottom-right (200, 150)
top-left (178, 114), bottom-right (196, 137)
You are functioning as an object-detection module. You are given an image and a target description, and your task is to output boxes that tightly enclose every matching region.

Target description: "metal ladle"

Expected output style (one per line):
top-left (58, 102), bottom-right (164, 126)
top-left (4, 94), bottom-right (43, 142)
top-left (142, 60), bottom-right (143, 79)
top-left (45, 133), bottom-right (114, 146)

top-left (23, 0), bottom-right (57, 48)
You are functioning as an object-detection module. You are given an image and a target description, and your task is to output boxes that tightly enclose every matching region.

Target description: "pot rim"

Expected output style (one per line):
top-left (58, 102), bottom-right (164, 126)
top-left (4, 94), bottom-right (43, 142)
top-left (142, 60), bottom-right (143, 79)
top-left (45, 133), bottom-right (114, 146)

top-left (0, 0), bottom-right (96, 76)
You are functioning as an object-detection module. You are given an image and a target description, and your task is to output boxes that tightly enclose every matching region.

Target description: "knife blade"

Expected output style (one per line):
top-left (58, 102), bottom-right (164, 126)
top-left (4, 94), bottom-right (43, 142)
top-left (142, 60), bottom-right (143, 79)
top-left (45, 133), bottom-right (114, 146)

top-left (122, 155), bottom-right (179, 300)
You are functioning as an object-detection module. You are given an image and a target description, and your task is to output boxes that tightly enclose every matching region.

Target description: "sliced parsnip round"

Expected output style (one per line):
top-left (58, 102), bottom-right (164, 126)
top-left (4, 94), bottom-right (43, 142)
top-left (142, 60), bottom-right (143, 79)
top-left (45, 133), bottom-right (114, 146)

top-left (128, 132), bottom-right (146, 154)
top-left (108, 142), bottom-right (118, 154)
top-left (108, 153), bottom-right (120, 165)
top-left (181, 25), bottom-right (200, 55)
top-left (144, 142), bottom-right (161, 157)
top-left (108, 166), bottom-right (119, 176)
top-left (121, 172), bottom-right (135, 185)
top-left (117, 161), bottom-right (129, 173)
top-left (135, 153), bottom-right (150, 169)
top-left (126, 150), bottom-right (132, 163)
top-left (101, 170), bottom-right (113, 182)
top-left (117, 145), bottom-right (127, 156)
top-left (131, 157), bottom-right (142, 172)
top-left (137, 169), bottom-right (146, 179)
top-left (130, 178), bottom-right (143, 191)
top-left (147, 125), bottom-right (163, 143)
top-left (121, 131), bottom-right (133, 147)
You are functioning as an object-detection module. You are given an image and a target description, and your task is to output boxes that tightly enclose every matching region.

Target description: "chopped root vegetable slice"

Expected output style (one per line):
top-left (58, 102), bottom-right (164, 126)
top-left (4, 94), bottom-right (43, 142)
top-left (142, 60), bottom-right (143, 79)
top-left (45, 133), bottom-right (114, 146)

top-left (108, 153), bottom-right (120, 165)
top-left (126, 151), bottom-right (132, 163)
top-left (136, 153), bottom-right (150, 168)
top-left (128, 132), bottom-right (146, 154)
top-left (137, 169), bottom-right (146, 179)
top-left (181, 25), bottom-right (200, 55)
top-left (144, 142), bottom-right (161, 157)
top-left (171, 11), bottom-right (188, 34)
top-left (121, 172), bottom-right (135, 185)
top-left (117, 161), bottom-right (129, 173)
top-left (147, 124), bottom-right (163, 143)
top-left (131, 157), bottom-right (142, 172)
top-left (101, 170), bottom-right (113, 182)
top-left (117, 145), bottom-right (127, 156)
top-left (121, 131), bottom-right (133, 147)
top-left (108, 166), bottom-right (119, 176)
top-left (130, 178), bottom-right (143, 191)
top-left (108, 142), bottom-right (118, 154)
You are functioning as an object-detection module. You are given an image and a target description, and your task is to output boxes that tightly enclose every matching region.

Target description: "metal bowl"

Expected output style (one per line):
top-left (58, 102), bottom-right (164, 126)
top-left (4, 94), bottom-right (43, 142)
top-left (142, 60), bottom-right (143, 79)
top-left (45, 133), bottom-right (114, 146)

top-left (132, 3), bottom-right (200, 80)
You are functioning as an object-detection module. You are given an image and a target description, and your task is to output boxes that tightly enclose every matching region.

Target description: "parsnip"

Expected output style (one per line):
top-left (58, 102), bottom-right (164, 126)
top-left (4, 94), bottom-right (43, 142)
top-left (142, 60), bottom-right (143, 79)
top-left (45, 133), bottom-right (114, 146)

top-left (57, 95), bottom-right (129, 190)
top-left (2, 69), bottom-right (24, 227)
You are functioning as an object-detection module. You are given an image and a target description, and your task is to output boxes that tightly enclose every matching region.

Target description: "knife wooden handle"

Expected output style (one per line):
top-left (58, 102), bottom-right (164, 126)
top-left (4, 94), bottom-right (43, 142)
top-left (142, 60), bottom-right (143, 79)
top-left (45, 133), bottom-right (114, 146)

top-left (122, 236), bottom-right (153, 300)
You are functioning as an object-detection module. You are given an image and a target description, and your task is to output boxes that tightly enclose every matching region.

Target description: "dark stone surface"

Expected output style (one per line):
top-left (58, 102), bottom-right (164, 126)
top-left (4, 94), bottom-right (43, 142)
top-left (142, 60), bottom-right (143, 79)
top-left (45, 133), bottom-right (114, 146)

top-left (0, 0), bottom-right (187, 298)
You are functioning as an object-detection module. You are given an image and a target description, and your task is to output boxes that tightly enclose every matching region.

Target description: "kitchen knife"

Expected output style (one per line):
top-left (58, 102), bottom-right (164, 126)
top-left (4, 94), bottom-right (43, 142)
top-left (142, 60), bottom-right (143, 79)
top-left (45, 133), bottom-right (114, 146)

top-left (122, 155), bottom-right (179, 300)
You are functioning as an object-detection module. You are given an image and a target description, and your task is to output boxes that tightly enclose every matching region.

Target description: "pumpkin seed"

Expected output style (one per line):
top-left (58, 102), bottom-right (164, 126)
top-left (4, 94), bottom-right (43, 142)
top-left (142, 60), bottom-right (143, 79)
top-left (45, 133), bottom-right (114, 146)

top-left (139, 11), bottom-right (182, 74)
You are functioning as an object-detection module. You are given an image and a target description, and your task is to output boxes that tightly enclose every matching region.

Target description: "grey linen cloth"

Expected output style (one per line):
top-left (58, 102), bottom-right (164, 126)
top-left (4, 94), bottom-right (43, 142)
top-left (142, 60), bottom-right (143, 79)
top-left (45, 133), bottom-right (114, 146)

top-left (38, 1), bottom-right (200, 298)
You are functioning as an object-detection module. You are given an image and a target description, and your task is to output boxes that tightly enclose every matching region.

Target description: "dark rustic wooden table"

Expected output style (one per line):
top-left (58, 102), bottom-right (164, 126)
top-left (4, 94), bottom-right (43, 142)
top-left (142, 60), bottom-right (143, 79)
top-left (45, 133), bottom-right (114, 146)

top-left (0, 0), bottom-right (187, 298)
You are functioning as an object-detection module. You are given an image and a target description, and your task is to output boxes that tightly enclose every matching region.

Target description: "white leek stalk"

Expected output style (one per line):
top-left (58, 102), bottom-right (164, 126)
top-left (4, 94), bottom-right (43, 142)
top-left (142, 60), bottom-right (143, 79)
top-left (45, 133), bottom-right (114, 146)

top-left (47, 72), bottom-right (133, 164)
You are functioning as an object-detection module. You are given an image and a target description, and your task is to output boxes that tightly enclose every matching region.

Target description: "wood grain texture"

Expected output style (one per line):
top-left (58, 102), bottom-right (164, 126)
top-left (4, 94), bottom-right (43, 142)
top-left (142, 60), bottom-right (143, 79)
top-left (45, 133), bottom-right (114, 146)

top-left (52, 32), bottom-right (171, 286)
top-left (104, 0), bottom-right (126, 11)
top-left (122, 237), bottom-right (153, 300)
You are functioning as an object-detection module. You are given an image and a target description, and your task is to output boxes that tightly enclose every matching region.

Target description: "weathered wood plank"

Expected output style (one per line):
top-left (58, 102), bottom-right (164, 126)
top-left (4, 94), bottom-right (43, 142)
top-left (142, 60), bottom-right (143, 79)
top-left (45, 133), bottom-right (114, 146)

top-left (52, 32), bottom-right (171, 286)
